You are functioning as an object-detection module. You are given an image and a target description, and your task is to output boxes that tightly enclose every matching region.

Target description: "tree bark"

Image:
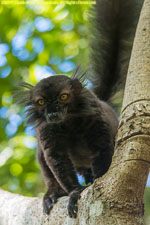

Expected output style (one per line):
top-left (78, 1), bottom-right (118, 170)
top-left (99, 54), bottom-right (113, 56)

top-left (0, 0), bottom-right (150, 224)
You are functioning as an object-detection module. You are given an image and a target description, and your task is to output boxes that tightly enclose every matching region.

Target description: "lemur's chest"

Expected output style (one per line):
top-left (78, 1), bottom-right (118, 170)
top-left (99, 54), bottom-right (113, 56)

top-left (68, 143), bottom-right (92, 168)
top-left (66, 133), bottom-right (100, 168)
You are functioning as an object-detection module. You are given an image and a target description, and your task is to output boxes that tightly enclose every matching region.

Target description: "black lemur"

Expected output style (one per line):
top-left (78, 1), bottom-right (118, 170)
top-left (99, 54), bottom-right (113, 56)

top-left (17, 0), bottom-right (143, 219)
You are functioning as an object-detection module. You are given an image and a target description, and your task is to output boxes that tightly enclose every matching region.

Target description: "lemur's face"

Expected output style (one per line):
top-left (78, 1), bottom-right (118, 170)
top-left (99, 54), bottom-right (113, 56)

top-left (17, 74), bottom-right (86, 124)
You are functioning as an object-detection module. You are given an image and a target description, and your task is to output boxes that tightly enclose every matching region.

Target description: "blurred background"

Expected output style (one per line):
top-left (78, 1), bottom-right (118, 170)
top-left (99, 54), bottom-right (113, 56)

top-left (0, 1), bottom-right (149, 223)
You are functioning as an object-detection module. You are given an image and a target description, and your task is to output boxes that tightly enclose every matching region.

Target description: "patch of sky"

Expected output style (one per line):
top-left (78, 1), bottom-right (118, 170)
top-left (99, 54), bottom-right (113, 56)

top-left (23, 137), bottom-right (37, 149)
top-left (147, 173), bottom-right (150, 187)
top-left (11, 21), bottom-right (45, 61)
top-left (0, 55), bottom-right (7, 67)
top-left (58, 60), bottom-right (75, 73)
top-left (34, 17), bottom-right (54, 32)
top-left (11, 22), bottom-right (34, 51)
top-left (61, 20), bottom-right (74, 31)
top-left (0, 107), bottom-right (8, 118)
top-left (16, 49), bottom-right (30, 61)
top-left (24, 126), bottom-right (36, 136)
top-left (5, 114), bottom-right (22, 136)
top-left (0, 66), bottom-right (11, 78)
top-left (9, 114), bottom-right (22, 127)
top-left (32, 37), bottom-right (44, 53)
top-left (34, 65), bottom-right (56, 81)
top-left (0, 43), bottom-right (10, 55)
top-left (49, 56), bottom-right (61, 65)
top-left (12, 33), bottom-right (27, 50)
top-left (77, 174), bottom-right (85, 185)
top-left (12, 48), bottom-right (36, 61)
top-left (5, 123), bottom-right (18, 136)
top-left (85, 79), bottom-right (93, 89)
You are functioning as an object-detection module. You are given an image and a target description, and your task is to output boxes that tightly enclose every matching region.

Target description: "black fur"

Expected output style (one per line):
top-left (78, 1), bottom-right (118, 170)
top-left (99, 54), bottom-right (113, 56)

top-left (16, 0), bottom-right (143, 218)
top-left (17, 75), bottom-right (118, 218)
top-left (90, 0), bottom-right (144, 101)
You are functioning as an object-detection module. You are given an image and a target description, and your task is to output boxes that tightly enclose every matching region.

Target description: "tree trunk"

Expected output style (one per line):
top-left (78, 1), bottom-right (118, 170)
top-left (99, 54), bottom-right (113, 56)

top-left (0, 0), bottom-right (150, 224)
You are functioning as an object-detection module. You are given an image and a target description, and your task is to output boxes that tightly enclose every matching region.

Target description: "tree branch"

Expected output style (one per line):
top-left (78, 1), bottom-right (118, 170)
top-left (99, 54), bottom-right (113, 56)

top-left (0, 188), bottom-right (71, 225)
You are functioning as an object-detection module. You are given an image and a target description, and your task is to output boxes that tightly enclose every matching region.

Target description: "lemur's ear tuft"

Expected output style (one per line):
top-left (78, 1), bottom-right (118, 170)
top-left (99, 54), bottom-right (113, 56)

top-left (71, 65), bottom-right (89, 88)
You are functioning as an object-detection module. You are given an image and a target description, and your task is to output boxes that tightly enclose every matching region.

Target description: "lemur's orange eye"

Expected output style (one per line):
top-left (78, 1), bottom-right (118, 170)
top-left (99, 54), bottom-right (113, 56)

top-left (38, 99), bottom-right (45, 105)
top-left (60, 93), bottom-right (68, 101)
